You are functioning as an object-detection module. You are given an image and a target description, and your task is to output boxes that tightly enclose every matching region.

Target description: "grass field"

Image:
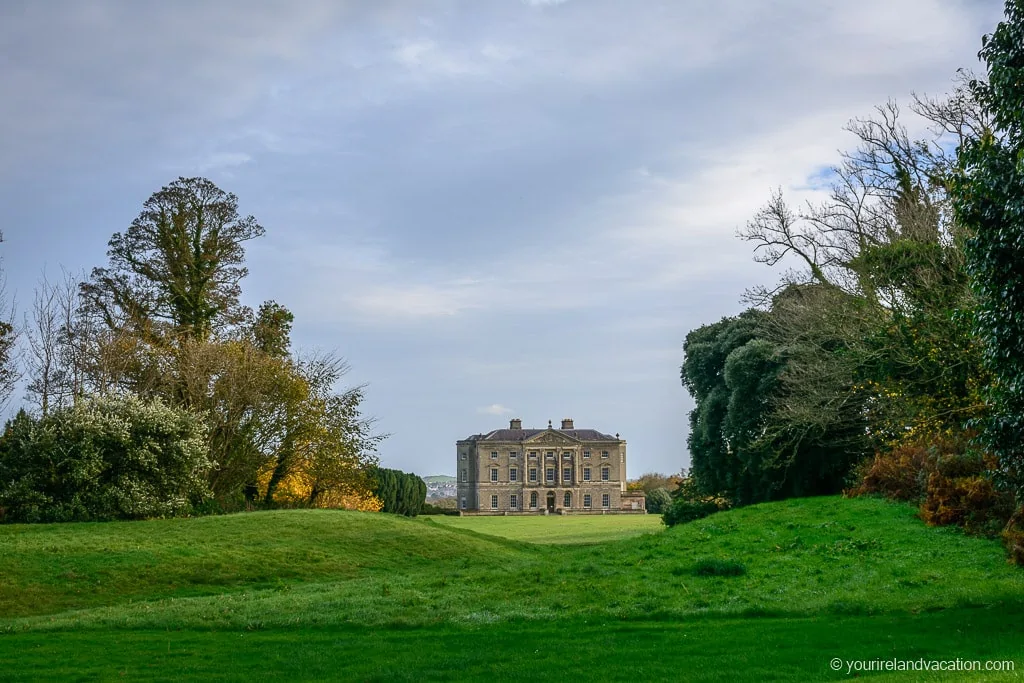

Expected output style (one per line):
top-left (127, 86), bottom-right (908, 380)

top-left (1, 497), bottom-right (1023, 681)
top-left (428, 511), bottom-right (663, 543)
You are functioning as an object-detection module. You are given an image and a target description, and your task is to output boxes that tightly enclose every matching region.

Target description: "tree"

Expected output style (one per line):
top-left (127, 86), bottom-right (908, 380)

top-left (952, 0), bottom-right (1024, 499)
top-left (682, 307), bottom-right (864, 505)
top-left (0, 230), bottom-right (18, 412)
top-left (72, 178), bottom-right (384, 509)
top-left (251, 301), bottom-right (294, 359)
top-left (644, 487), bottom-right (672, 515)
top-left (681, 311), bottom-right (768, 502)
top-left (261, 352), bottom-right (383, 507)
top-left (372, 467), bottom-right (426, 517)
top-left (627, 472), bottom-right (682, 495)
top-left (24, 271), bottom-right (84, 415)
top-left (81, 177), bottom-right (265, 343)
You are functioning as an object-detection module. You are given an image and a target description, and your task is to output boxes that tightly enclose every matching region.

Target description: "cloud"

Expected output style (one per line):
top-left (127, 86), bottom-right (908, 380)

top-left (195, 152), bottom-right (253, 172)
top-left (477, 404), bottom-right (514, 416)
top-left (0, 0), bottom-right (1007, 479)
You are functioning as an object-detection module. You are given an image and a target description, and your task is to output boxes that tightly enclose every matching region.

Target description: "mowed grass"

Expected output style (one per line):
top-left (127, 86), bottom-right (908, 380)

top-left (428, 512), bottom-right (663, 543)
top-left (2, 497), bottom-right (1024, 681)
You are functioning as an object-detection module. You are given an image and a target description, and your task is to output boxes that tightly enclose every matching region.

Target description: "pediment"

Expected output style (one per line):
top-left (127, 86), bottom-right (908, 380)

top-left (523, 429), bottom-right (579, 445)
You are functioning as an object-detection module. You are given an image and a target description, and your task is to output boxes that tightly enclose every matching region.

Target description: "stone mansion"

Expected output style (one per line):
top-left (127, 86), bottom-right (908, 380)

top-left (456, 418), bottom-right (646, 515)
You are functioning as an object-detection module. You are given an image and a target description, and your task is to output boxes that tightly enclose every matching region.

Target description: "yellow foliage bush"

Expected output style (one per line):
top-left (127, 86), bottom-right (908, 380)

top-left (255, 465), bottom-right (382, 511)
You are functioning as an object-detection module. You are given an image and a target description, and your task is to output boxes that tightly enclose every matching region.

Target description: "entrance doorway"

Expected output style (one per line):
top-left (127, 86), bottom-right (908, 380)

top-left (546, 491), bottom-right (556, 513)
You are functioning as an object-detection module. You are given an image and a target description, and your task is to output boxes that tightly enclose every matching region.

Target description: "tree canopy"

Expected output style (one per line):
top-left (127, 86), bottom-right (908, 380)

top-left (952, 0), bottom-right (1024, 499)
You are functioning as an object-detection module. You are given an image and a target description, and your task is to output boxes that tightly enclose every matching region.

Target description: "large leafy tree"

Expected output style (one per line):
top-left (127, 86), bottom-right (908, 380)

top-left (681, 311), bottom-right (780, 504)
top-left (683, 303), bottom-right (871, 506)
top-left (952, 0), bottom-right (1024, 498)
top-left (82, 177), bottom-right (265, 343)
top-left (71, 178), bottom-right (383, 507)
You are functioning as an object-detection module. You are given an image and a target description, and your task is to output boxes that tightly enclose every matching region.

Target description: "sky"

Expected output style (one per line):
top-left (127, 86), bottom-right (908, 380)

top-left (0, 0), bottom-right (1007, 478)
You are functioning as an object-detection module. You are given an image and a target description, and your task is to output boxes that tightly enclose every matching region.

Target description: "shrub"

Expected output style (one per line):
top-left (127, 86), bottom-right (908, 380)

top-left (848, 431), bottom-right (1015, 540)
top-left (662, 475), bottom-right (729, 527)
top-left (0, 395), bottom-right (210, 523)
top-left (644, 488), bottom-right (672, 515)
top-left (920, 453), bottom-right (1014, 536)
top-left (846, 441), bottom-right (935, 501)
top-left (692, 559), bottom-right (746, 577)
top-left (420, 503), bottom-right (459, 516)
top-left (663, 498), bottom-right (721, 527)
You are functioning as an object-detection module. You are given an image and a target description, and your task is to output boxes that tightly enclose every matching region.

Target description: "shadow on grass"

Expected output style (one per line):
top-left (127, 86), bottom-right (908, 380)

top-left (2, 606), bottom-right (1023, 682)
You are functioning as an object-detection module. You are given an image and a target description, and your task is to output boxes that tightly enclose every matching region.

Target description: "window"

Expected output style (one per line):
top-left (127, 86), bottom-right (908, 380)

top-left (530, 492), bottom-right (538, 508)
top-left (601, 467), bottom-right (610, 481)
top-left (583, 450), bottom-right (591, 458)
top-left (460, 469), bottom-right (467, 482)
top-left (529, 451), bottom-right (538, 459)
top-left (491, 495), bottom-right (498, 510)
top-left (601, 450), bottom-right (609, 458)
top-left (509, 451), bottom-right (517, 459)
top-left (510, 494), bottom-right (518, 510)
top-left (460, 498), bottom-right (466, 510)
top-left (546, 468), bottom-right (555, 483)
top-left (583, 467), bottom-right (591, 481)
top-left (583, 494), bottom-right (592, 508)
top-left (602, 493), bottom-right (610, 508)
top-left (510, 468), bottom-right (518, 482)
top-left (491, 468), bottom-right (498, 482)
top-left (491, 451), bottom-right (499, 459)
top-left (546, 451), bottom-right (555, 459)
top-left (563, 467), bottom-right (572, 482)
top-left (460, 452), bottom-right (467, 460)
top-left (562, 451), bottom-right (571, 459)
top-left (563, 491), bottom-right (571, 508)
top-left (529, 468), bottom-right (538, 482)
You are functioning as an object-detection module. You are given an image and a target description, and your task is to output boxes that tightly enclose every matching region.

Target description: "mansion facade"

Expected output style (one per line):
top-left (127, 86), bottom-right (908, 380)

top-left (456, 418), bottom-right (646, 515)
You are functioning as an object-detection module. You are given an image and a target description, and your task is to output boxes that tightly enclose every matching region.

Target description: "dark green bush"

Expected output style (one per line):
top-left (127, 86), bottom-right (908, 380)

top-left (662, 475), bottom-right (728, 527)
top-left (0, 395), bottom-right (210, 523)
top-left (663, 498), bottom-right (720, 526)
top-left (371, 467), bottom-right (427, 517)
top-left (420, 503), bottom-right (459, 516)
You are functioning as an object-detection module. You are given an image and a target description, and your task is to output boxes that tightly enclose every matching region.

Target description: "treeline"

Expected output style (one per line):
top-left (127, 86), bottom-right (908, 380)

top-left (0, 178), bottom-right (385, 522)
top-left (669, 2), bottom-right (1024, 562)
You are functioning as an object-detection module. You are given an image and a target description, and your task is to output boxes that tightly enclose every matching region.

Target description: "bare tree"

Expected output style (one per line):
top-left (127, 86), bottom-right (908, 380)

top-left (740, 81), bottom-right (988, 309)
top-left (0, 230), bottom-right (20, 412)
top-left (738, 84), bottom-right (991, 450)
top-left (25, 272), bottom-right (62, 415)
top-left (24, 269), bottom-right (90, 415)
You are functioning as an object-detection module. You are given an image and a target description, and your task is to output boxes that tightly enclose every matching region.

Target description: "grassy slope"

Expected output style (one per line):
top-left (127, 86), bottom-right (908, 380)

top-left (428, 512), bottom-right (664, 543)
top-left (1, 497), bottom-right (1023, 681)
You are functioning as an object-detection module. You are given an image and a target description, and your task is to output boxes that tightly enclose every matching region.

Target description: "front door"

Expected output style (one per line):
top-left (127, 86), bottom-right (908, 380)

top-left (546, 491), bottom-right (556, 513)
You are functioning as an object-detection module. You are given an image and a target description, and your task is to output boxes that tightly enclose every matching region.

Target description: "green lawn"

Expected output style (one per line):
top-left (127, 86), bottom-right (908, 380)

top-left (1, 497), bottom-right (1023, 681)
top-left (427, 511), bottom-right (663, 543)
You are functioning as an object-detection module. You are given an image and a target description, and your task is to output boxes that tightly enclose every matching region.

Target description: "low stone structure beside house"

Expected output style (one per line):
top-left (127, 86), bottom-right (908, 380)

top-left (456, 418), bottom-right (646, 515)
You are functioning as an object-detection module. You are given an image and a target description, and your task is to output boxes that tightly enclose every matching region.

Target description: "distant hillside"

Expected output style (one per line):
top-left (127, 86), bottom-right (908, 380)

top-left (423, 475), bottom-right (455, 484)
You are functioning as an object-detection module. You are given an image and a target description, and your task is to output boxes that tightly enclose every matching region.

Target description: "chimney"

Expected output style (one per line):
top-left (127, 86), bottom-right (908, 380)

top-left (509, 418), bottom-right (522, 430)
top-left (561, 418), bottom-right (574, 430)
